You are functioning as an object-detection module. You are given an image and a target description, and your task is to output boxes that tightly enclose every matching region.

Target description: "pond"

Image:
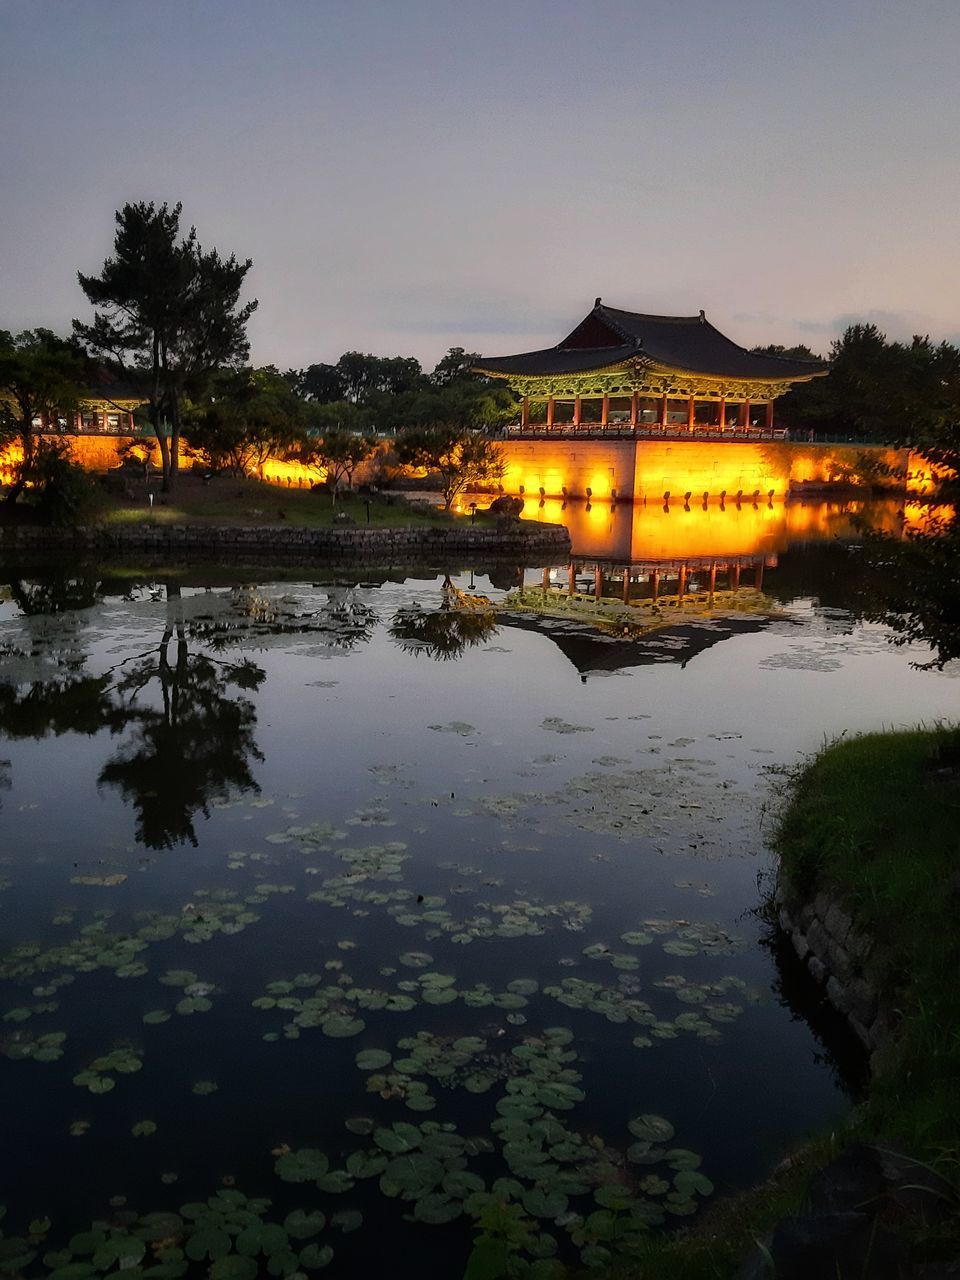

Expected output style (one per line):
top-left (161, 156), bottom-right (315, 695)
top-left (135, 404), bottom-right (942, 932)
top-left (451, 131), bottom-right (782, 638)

top-left (0, 500), bottom-right (957, 1279)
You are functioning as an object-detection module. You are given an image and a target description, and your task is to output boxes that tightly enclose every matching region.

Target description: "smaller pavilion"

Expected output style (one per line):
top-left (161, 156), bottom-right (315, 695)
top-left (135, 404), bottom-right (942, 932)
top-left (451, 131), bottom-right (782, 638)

top-left (474, 300), bottom-right (827, 432)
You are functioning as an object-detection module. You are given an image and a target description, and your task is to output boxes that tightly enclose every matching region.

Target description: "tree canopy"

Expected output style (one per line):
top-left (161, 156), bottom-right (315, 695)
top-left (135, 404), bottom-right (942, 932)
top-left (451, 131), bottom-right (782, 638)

top-left (75, 201), bottom-right (256, 491)
top-left (0, 328), bottom-right (88, 503)
top-left (395, 426), bottom-right (505, 509)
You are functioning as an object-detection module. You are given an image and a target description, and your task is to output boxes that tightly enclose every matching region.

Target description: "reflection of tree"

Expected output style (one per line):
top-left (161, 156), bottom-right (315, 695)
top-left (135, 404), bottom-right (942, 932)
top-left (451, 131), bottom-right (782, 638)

top-left (0, 575), bottom-right (380, 846)
top-left (856, 512), bottom-right (960, 669)
top-left (98, 587), bottom-right (265, 849)
top-left (389, 576), bottom-right (499, 661)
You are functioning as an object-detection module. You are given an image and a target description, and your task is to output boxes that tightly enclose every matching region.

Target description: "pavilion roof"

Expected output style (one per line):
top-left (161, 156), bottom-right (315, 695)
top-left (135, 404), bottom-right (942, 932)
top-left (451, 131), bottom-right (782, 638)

top-left (474, 301), bottom-right (827, 382)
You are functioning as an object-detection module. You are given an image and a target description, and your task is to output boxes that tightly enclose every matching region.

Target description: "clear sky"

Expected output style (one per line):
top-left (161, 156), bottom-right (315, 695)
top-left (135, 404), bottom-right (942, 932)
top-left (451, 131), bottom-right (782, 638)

top-left (2, 0), bottom-right (959, 371)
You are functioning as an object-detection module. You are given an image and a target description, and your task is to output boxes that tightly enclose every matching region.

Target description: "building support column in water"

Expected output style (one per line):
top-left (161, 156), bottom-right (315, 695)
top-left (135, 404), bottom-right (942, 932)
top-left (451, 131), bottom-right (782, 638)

top-left (755, 562), bottom-right (764, 590)
top-left (542, 566), bottom-right (551, 590)
top-left (731, 563), bottom-right (741, 590)
top-left (678, 564), bottom-right (688, 599)
top-left (594, 565), bottom-right (604, 600)
top-left (568, 563), bottom-right (577, 596)
top-left (708, 563), bottom-right (717, 602)
top-left (622, 570), bottom-right (631, 603)
top-left (651, 568), bottom-right (660, 603)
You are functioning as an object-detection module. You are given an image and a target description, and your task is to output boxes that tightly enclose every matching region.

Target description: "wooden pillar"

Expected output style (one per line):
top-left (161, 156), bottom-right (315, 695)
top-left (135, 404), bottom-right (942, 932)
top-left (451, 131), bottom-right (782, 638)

top-left (546, 396), bottom-right (555, 429)
top-left (708, 563), bottom-right (716, 602)
top-left (659, 394), bottom-right (669, 428)
top-left (717, 397), bottom-right (726, 430)
top-left (630, 392), bottom-right (638, 428)
top-left (687, 396), bottom-right (695, 431)
top-left (521, 396), bottom-right (529, 428)
top-left (573, 396), bottom-right (581, 428)
top-left (755, 562), bottom-right (764, 590)
top-left (731, 563), bottom-right (741, 590)
top-left (101, 408), bottom-right (110, 433)
top-left (622, 570), bottom-right (631, 603)
top-left (75, 411), bottom-right (83, 432)
top-left (594, 565), bottom-right (603, 600)
top-left (739, 399), bottom-right (749, 427)
top-left (542, 566), bottom-right (551, 590)
top-left (678, 564), bottom-right (687, 599)
top-left (651, 568), bottom-right (660, 603)
top-left (601, 393), bottom-right (609, 427)
top-left (765, 400), bottom-right (774, 430)
top-left (568, 563), bottom-right (577, 596)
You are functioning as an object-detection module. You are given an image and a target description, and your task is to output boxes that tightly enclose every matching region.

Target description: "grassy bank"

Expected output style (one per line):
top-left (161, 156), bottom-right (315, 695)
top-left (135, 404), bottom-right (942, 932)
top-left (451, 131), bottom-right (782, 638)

top-left (88, 475), bottom-right (493, 529)
top-left (774, 725), bottom-right (960, 1150)
top-left (596, 725), bottom-right (960, 1278)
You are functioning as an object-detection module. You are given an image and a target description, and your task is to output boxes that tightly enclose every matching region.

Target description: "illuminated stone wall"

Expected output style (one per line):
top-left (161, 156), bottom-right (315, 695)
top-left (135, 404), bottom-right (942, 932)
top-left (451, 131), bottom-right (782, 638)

top-left (500, 439), bottom-right (638, 500)
top-left (498, 439), bottom-right (909, 502)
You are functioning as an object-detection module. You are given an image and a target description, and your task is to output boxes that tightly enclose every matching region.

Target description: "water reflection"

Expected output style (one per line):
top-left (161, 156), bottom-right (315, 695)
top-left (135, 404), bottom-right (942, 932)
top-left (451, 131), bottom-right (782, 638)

top-left (520, 494), bottom-right (909, 562)
top-left (98, 586), bottom-right (265, 848)
top-left (390, 574), bottom-right (499, 661)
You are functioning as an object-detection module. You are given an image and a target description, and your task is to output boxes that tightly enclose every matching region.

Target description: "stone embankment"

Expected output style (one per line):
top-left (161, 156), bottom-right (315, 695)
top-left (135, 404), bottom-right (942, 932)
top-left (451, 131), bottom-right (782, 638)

top-left (774, 873), bottom-right (898, 1076)
top-left (0, 520), bottom-right (571, 564)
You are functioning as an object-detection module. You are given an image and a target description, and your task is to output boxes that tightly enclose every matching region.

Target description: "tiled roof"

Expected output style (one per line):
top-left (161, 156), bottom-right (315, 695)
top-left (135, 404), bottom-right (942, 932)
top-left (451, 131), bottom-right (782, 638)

top-left (475, 302), bottom-right (827, 381)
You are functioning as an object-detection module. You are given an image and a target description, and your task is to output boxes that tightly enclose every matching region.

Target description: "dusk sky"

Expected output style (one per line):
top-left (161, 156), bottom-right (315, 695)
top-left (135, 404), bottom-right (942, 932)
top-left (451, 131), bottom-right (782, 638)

top-left (2, 0), bottom-right (959, 371)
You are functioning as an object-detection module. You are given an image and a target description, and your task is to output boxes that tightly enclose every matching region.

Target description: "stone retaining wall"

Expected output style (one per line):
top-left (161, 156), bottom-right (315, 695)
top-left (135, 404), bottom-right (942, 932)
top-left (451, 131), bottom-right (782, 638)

top-left (0, 520), bottom-right (571, 564)
top-left (775, 874), bottom-right (898, 1076)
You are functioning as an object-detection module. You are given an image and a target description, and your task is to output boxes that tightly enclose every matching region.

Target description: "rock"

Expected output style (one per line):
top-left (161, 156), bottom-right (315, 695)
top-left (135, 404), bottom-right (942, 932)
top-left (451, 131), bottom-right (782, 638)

top-left (736, 1211), bottom-right (904, 1280)
top-left (807, 954), bottom-right (828, 984)
top-left (791, 930), bottom-right (810, 962)
top-left (487, 495), bottom-right (524, 517)
top-left (825, 901), bottom-right (853, 945)
top-left (332, 511), bottom-right (356, 525)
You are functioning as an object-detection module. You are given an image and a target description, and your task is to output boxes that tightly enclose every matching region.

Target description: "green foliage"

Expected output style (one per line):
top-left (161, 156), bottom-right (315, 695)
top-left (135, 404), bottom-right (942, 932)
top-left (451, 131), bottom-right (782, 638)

top-left (856, 511), bottom-right (960, 668)
top-left (186, 366), bottom-right (305, 476)
top-left (0, 329), bottom-right (87, 503)
top-left (395, 426), bottom-right (506, 509)
top-left (297, 420), bottom-right (376, 492)
top-left (771, 324), bottom-right (960, 476)
top-left (25, 440), bottom-right (103, 526)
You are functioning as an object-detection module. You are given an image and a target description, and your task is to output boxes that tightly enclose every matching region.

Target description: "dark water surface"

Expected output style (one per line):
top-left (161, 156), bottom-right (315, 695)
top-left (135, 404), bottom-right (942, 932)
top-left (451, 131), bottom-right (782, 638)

top-left (1, 501), bottom-right (957, 1278)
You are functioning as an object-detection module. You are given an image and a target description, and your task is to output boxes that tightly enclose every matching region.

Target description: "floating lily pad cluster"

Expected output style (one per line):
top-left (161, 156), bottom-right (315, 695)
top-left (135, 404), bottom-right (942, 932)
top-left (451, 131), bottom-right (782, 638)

top-left (0, 1187), bottom-right (347, 1279)
top-left (72, 1046), bottom-right (142, 1094)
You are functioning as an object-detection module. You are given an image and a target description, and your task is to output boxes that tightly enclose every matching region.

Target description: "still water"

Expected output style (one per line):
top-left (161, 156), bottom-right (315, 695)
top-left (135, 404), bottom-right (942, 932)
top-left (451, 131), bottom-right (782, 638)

top-left (0, 501), bottom-right (955, 1278)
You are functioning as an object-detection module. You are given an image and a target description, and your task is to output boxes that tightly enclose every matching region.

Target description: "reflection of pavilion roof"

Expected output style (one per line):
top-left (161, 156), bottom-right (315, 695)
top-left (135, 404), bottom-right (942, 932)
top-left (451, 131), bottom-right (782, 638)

top-left (499, 611), bottom-right (774, 675)
top-left (475, 302), bottom-right (827, 381)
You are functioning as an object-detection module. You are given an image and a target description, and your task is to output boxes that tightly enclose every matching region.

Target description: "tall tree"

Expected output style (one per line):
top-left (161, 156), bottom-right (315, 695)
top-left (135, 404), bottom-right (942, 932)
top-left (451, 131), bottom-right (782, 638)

top-left (430, 347), bottom-right (485, 386)
top-left (296, 362), bottom-right (347, 403)
top-left (0, 329), bottom-right (87, 504)
top-left (75, 201), bottom-right (256, 492)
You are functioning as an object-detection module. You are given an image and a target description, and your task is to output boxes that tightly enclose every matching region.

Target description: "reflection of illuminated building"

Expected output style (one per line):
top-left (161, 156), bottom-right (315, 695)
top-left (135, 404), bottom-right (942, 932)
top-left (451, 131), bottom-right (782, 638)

top-left (475, 299), bottom-right (825, 434)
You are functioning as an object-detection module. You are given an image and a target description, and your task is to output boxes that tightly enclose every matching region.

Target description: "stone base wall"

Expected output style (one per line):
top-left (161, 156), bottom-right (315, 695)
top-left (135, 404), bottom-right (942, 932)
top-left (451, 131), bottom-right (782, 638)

top-left (775, 874), bottom-right (898, 1076)
top-left (498, 439), bottom-right (910, 503)
top-left (0, 520), bottom-right (571, 565)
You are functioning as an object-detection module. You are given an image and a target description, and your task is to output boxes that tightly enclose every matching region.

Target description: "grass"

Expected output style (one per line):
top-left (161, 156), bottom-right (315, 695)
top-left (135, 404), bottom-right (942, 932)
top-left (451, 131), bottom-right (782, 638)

top-left (92, 475), bottom-right (495, 530)
top-left (773, 725), bottom-right (960, 1150)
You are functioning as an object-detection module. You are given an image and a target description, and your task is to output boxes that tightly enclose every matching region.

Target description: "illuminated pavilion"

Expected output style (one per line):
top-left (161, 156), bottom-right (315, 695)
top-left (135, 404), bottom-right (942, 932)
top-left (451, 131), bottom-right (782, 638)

top-left (474, 299), bottom-right (827, 432)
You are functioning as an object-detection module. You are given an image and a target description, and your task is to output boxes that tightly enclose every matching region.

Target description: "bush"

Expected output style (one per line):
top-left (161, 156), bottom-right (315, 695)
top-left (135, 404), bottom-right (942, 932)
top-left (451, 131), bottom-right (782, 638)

top-left (28, 441), bottom-right (104, 525)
